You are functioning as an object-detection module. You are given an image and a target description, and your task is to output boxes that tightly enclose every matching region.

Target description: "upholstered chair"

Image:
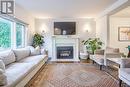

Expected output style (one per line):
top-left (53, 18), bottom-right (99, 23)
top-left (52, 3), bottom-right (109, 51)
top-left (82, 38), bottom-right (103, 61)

top-left (119, 59), bottom-right (130, 87)
top-left (104, 47), bottom-right (122, 66)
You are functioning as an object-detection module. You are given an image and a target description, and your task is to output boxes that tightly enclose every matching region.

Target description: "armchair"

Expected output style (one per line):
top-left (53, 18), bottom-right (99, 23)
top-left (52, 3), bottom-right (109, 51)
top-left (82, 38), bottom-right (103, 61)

top-left (90, 47), bottom-right (122, 70)
top-left (104, 47), bottom-right (122, 66)
top-left (90, 49), bottom-right (105, 70)
top-left (119, 59), bottom-right (130, 87)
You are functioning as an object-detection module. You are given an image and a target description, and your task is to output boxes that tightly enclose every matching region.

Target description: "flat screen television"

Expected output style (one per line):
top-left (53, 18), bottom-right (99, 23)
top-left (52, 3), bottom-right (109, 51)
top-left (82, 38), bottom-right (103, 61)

top-left (54, 22), bottom-right (76, 35)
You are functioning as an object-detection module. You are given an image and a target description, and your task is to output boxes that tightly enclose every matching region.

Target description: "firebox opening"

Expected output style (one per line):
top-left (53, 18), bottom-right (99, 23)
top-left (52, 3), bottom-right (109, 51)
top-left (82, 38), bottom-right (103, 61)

top-left (57, 46), bottom-right (73, 59)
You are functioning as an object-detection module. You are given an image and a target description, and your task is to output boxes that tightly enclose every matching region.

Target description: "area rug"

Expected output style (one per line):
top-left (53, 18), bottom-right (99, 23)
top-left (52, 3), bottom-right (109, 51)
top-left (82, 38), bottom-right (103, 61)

top-left (26, 63), bottom-right (119, 87)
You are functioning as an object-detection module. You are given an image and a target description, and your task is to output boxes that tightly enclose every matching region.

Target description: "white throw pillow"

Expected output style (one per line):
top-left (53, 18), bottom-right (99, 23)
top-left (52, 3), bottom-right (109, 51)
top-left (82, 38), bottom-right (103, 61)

top-left (29, 46), bottom-right (41, 56)
top-left (13, 48), bottom-right (30, 61)
top-left (0, 60), bottom-right (5, 72)
top-left (0, 50), bottom-right (16, 65)
top-left (41, 48), bottom-right (46, 55)
top-left (0, 69), bottom-right (7, 86)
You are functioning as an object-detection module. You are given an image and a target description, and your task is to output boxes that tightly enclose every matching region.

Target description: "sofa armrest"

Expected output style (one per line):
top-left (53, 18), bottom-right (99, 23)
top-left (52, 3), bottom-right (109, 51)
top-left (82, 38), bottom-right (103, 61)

top-left (120, 59), bottom-right (130, 68)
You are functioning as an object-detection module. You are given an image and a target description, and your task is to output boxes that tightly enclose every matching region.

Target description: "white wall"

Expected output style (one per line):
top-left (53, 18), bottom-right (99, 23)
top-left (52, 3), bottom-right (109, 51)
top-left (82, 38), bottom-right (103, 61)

top-left (35, 18), bottom-right (96, 58)
top-left (109, 17), bottom-right (130, 53)
top-left (15, 4), bottom-right (35, 45)
top-left (96, 15), bottom-right (108, 48)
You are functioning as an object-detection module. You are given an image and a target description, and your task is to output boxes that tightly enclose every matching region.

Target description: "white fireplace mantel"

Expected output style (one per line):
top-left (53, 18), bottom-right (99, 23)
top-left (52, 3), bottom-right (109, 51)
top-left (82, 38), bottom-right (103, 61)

top-left (52, 36), bottom-right (80, 61)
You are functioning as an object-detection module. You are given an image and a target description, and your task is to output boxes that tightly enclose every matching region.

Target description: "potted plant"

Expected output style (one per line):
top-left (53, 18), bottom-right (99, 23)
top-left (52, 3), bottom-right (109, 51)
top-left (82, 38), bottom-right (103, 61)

top-left (32, 33), bottom-right (44, 48)
top-left (82, 38), bottom-right (103, 54)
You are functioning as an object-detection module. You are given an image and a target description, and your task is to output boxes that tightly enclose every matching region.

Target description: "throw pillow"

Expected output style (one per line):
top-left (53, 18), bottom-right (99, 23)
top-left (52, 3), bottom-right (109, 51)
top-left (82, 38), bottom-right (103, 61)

top-left (0, 50), bottom-right (16, 65)
top-left (29, 46), bottom-right (41, 56)
top-left (41, 48), bottom-right (46, 55)
top-left (106, 47), bottom-right (119, 54)
top-left (13, 48), bottom-right (30, 61)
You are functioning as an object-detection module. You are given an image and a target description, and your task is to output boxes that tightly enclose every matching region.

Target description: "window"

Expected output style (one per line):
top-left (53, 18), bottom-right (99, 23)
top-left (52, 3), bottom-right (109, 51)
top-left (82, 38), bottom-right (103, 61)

top-left (0, 17), bottom-right (27, 50)
top-left (16, 23), bottom-right (25, 48)
top-left (0, 18), bottom-right (12, 49)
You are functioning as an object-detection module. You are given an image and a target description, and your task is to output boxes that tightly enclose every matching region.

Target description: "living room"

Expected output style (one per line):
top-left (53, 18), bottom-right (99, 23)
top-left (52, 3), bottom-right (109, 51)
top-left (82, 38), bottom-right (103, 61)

top-left (0, 0), bottom-right (130, 87)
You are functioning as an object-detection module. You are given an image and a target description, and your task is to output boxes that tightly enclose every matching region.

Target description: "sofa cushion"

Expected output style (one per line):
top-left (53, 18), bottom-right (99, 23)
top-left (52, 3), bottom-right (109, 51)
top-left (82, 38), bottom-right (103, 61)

top-left (0, 60), bottom-right (5, 71)
top-left (5, 63), bottom-right (34, 87)
top-left (120, 59), bottom-right (130, 68)
top-left (19, 55), bottom-right (47, 65)
top-left (119, 68), bottom-right (130, 82)
top-left (13, 48), bottom-right (30, 61)
top-left (0, 69), bottom-right (7, 86)
top-left (93, 55), bottom-right (104, 65)
top-left (0, 50), bottom-right (16, 65)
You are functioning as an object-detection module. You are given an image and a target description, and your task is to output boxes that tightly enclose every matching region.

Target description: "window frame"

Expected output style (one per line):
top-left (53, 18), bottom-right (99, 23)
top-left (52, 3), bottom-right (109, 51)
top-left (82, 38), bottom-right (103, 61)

top-left (16, 23), bottom-right (26, 48)
top-left (0, 17), bottom-right (27, 50)
top-left (0, 17), bottom-right (13, 50)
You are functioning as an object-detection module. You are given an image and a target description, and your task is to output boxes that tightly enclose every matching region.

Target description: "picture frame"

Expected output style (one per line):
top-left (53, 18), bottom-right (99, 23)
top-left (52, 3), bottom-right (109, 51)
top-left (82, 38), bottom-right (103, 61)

top-left (118, 27), bottom-right (130, 41)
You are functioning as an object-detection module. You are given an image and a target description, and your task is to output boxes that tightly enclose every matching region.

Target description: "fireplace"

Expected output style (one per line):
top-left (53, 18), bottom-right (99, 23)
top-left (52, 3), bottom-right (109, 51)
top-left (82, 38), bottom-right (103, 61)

top-left (57, 46), bottom-right (73, 59)
top-left (52, 37), bottom-right (79, 61)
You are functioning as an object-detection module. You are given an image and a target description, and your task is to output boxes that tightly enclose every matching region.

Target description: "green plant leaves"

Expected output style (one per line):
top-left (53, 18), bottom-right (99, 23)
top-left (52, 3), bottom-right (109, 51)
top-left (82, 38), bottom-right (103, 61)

top-left (82, 38), bottom-right (103, 54)
top-left (32, 33), bottom-right (44, 48)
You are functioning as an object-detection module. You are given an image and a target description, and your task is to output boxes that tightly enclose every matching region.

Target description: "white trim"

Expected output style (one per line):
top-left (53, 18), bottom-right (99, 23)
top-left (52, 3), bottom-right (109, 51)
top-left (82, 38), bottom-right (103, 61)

top-left (21, 25), bottom-right (25, 47)
top-left (97, 0), bottom-right (129, 18)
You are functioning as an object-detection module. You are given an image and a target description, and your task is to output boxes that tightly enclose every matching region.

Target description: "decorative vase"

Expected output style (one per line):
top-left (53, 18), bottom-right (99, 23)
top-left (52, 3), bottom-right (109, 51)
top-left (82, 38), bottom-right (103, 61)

top-left (63, 30), bottom-right (67, 35)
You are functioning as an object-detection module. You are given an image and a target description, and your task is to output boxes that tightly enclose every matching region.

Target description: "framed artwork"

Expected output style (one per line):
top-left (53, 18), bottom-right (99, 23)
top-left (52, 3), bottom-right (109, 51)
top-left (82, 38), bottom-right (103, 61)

top-left (118, 27), bottom-right (130, 41)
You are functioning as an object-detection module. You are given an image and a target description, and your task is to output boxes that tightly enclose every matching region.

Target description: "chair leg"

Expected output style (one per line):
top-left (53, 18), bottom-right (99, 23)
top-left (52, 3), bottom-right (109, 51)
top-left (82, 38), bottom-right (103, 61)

top-left (100, 65), bottom-right (102, 70)
top-left (119, 79), bottom-right (122, 87)
top-left (92, 60), bottom-right (94, 64)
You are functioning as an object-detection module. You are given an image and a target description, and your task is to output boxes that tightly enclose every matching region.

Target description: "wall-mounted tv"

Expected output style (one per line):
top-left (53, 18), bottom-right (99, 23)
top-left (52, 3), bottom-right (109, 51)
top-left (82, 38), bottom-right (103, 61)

top-left (54, 22), bottom-right (76, 35)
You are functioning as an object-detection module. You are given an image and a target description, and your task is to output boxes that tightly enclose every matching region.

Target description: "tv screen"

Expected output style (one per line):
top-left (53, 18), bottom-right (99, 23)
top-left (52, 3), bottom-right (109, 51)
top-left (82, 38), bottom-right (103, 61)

top-left (54, 22), bottom-right (76, 35)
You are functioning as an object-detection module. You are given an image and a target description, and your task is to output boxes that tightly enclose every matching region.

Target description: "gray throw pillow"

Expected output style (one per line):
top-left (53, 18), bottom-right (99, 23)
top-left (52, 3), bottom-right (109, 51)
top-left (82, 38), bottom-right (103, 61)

top-left (13, 48), bottom-right (30, 61)
top-left (0, 50), bottom-right (16, 65)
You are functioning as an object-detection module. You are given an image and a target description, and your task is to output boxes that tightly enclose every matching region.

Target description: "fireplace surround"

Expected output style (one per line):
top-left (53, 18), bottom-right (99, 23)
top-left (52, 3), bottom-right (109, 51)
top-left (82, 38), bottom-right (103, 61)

top-left (52, 36), bottom-right (79, 61)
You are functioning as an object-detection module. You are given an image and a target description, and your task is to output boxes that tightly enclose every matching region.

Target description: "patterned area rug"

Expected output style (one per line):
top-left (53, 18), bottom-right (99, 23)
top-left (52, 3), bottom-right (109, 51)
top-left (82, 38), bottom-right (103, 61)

top-left (26, 63), bottom-right (119, 87)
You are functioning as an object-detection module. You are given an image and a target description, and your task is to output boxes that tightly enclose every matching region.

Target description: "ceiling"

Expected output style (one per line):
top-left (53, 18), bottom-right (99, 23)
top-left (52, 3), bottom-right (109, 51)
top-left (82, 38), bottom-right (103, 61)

top-left (112, 6), bottom-right (130, 18)
top-left (15, 0), bottom-right (118, 19)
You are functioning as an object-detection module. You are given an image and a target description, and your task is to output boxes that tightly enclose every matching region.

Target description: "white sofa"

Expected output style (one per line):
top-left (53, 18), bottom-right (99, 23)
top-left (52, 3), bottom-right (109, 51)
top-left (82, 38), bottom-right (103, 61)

top-left (119, 59), bottom-right (130, 87)
top-left (0, 46), bottom-right (48, 87)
